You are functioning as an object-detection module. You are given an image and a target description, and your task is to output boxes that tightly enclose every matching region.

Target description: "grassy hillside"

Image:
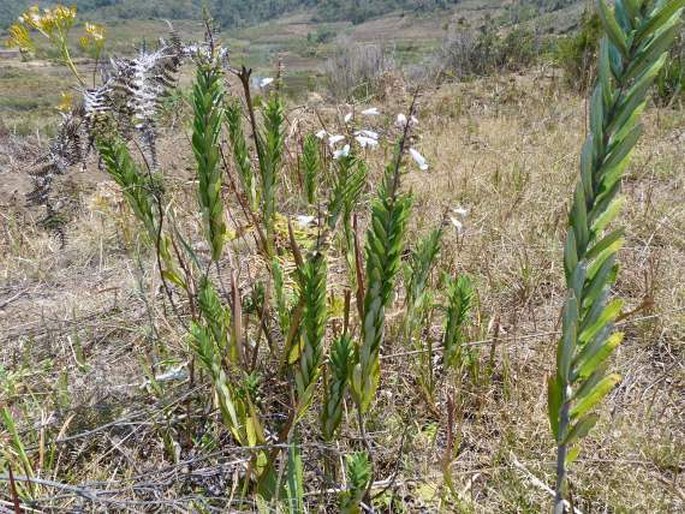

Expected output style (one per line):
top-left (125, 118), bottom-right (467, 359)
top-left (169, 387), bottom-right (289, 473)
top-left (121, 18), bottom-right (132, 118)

top-left (1, 0), bottom-right (585, 29)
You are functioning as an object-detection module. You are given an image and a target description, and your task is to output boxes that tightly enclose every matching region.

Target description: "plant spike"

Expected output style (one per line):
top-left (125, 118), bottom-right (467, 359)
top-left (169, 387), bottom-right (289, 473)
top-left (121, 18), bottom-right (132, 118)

top-left (321, 335), bottom-right (354, 440)
top-left (406, 226), bottom-right (443, 310)
top-left (327, 153), bottom-right (368, 238)
top-left (225, 99), bottom-right (257, 209)
top-left (192, 58), bottom-right (226, 262)
top-left (259, 93), bottom-right (285, 251)
top-left (403, 226), bottom-right (444, 395)
top-left (340, 451), bottom-right (372, 514)
top-left (302, 133), bottom-right (320, 205)
top-left (293, 252), bottom-right (328, 416)
top-left (96, 136), bottom-right (158, 239)
top-left (549, 2), bottom-right (685, 511)
top-left (350, 142), bottom-right (413, 413)
top-left (443, 274), bottom-right (474, 372)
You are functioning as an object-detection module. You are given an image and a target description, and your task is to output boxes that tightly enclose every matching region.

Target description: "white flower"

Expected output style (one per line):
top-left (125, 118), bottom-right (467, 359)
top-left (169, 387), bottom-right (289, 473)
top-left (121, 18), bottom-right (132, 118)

top-left (333, 144), bottom-right (351, 160)
top-left (409, 148), bottom-right (428, 171)
top-left (328, 134), bottom-right (345, 147)
top-left (296, 215), bottom-right (316, 228)
top-left (361, 107), bottom-right (380, 116)
top-left (355, 135), bottom-right (379, 148)
top-left (259, 77), bottom-right (274, 88)
top-left (315, 129), bottom-right (327, 139)
top-left (452, 206), bottom-right (469, 217)
top-left (396, 113), bottom-right (419, 128)
top-left (354, 129), bottom-right (378, 140)
top-left (449, 216), bottom-right (464, 233)
top-left (344, 112), bottom-right (353, 123)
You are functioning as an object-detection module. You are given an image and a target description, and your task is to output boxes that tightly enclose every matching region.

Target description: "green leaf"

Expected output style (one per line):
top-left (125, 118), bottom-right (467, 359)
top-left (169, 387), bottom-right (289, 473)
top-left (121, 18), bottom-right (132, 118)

top-left (564, 229), bottom-right (579, 282)
top-left (583, 254), bottom-right (617, 309)
top-left (563, 413), bottom-right (600, 446)
top-left (548, 376), bottom-right (563, 440)
top-left (586, 229), bottom-right (625, 261)
top-left (574, 332), bottom-right (624, 379)
top-left (558, 292), bottom-right (579, 381)
top-left (571, 184), bottom-right (589, 252)
top-left (591, 196), bottom-right (626, 235)
top-left (580, 137), bottom-right (595, 201)
top-left (569, 260), bottom-right (587, 303)
top-left (603, 123), bottom-right (642, 174)
top-left (614, 0), bottom-right (633, 31)
top-left (565, 445), bottom-right (582, 466)
top-left (598, 38), bottom-right (615, 110)
top-left (634, 0), bottom-right (685, 46)
top-left (579, 298), bottom-right (623, 345)
top-left (598, 0), bottom-right (630, 58)
top-left (626, 19), bottom-right (680, 82)
top-left (590, 85), bottom-right (605, 142)
top-left (573, 363), bottom-right (610, 401)
top-left (570, 373), bottom-right (621, 419)
top-left (286, 439), bottom-right (305, 514)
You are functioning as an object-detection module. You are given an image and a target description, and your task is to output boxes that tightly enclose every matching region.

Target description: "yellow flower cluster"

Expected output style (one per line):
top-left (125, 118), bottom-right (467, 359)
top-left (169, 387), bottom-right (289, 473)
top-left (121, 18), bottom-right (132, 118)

top-left (80, 22), bottom-right (106, 54)
top-left (6, 24), bottom-right (33, 53)
top-left (6, 4), bottom-right (77, 52)
top-left (5, 4), bottom-right (105, 86)
top-left (18, 5), bottom-right (77, 39)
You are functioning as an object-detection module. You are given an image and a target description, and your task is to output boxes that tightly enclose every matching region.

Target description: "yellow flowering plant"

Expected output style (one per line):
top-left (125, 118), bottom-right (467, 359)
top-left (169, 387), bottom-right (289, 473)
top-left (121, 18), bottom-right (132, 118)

top-left (5, 5), bottom-right (106, 87)
top-left (80, 22), bottom-right (106, 61)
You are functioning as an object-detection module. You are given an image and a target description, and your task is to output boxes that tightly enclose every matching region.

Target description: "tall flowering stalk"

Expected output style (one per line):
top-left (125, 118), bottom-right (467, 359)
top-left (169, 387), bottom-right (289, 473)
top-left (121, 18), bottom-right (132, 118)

top-left (192, 57), bottom-right (226, 262)
top-left (350, 128), bottom-right (413, 413)
top-left (549, 1), bottom-right (685, 511)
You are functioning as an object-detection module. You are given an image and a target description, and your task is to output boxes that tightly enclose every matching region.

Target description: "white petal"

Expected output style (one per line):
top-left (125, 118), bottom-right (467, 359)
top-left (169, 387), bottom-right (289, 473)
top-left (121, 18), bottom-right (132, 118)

top-left (333, 144), bottom-right (351, 159)
top-left (315, 129), bottom-right (327, 139)
top-left (355, 135), bottom-right (379, 148)
top-left (452, 206), bottom-right (469, 217)
top-left (410, 115), bottom-right (419, 126)
top-left (259, 77), bottom-right (274, 88)
top-left (344, 112), bottom-right (353, 123)
top-left (409, 148), bottom-right (428, 171)
top-left (449, 216), bottom-right (463, 233)
top-left (354, 129), bottom-right (379, 140)
top-left (395, 113), bottom-right (407, 127)
top-left (361, 107), bottom-right (380, 116)
top-left (328, 134), bottom-right (345, 146)
top-left (296, 215), bottom-right (316, 228)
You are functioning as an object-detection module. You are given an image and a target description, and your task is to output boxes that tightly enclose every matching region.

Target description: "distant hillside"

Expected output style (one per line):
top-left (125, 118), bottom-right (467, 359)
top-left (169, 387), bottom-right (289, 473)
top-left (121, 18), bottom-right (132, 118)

top-left (1, 1), bottom-right (585, 31)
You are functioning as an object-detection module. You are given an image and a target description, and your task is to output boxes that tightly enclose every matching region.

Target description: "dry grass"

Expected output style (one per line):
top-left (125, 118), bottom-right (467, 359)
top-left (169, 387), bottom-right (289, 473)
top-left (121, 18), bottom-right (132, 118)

top-left (1, 68), bottom-right (683, 512)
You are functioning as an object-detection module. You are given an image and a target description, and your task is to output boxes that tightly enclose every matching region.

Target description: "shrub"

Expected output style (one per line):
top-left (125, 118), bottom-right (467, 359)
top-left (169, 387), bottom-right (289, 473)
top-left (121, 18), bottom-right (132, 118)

top-left (323, 42), bottom-right (395, 99)
top-left (438, 23), bottom-right (541, 80)
top-left (554, 10), bottom-right (603, 92)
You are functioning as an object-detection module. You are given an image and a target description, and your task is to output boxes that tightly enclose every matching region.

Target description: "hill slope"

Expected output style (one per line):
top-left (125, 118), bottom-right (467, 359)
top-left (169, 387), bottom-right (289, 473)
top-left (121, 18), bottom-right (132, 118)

top-left (0, 0), bottom-right (584, 30)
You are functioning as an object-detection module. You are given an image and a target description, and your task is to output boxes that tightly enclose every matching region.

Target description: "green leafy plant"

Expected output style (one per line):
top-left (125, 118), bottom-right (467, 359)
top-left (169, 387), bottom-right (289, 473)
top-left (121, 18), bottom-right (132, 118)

top-left (403, 226), bottom-right (443, 397)
top-left (548, 1), bottom-right (685, 511)
top-left (340, 451), bottom-right (372, 514)
top-left (443, 274), bottom-right (474, 374)
top-left (292, 253), bottom-right (328, 417)
top-left (259, 94), bottom-right (286, 250)
top-left (321, 335), bottom-right (354, 440)
top-left (192, 58), bottom-right (226, 262)
top-left (226, 99), bottom-right (258, 209)
top-left (302, 133), bottom-right (321, 205)
top-left (285, 437), bottom-right (305, 513)
top-left (350, 140), bottom-right (413, 414)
